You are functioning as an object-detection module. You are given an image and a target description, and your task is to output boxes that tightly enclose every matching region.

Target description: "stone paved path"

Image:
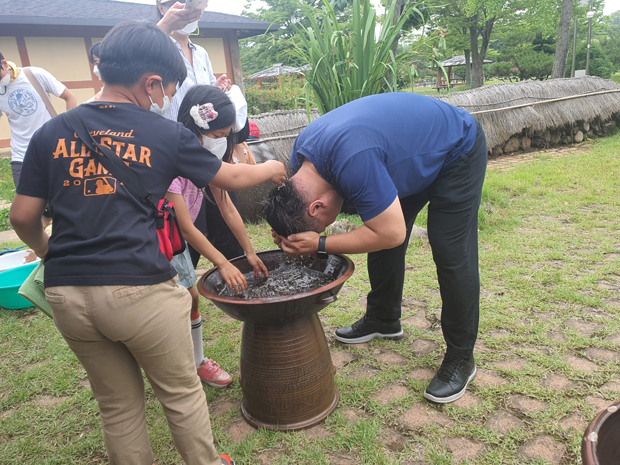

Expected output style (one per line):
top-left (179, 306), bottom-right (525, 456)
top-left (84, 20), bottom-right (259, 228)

top-left (487, 144), bottom-right (589, 172)
top-left (202, 142), bottom-right (619, 464)
top-left (3, 142), bottom-right (617, 464)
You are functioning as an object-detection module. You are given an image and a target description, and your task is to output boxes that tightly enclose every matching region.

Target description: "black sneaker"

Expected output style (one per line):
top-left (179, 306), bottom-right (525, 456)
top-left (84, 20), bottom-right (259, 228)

top-left (424, 354), bottom-right (476, 404)
top-left (334, 315), bottom-right (404, 343)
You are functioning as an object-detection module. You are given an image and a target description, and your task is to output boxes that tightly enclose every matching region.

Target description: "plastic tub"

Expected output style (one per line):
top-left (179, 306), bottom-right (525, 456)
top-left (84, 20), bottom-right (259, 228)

top-left (0, 250), bottom-right (40, 272)
top-left (0, 262), bottom-right (38, 309)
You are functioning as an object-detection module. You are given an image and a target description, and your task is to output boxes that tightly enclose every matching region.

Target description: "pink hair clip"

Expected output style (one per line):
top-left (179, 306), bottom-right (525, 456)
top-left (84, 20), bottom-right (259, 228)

top-left (190, 103), bottom-right (219, 129)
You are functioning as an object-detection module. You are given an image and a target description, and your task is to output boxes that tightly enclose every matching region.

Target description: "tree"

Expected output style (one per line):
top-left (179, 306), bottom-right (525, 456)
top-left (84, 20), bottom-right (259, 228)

top-left (601, 10), bottom-right (620, 68)
top-left (239, 0), bottom-right (321, 75)
top-left (465, 1), bottom-right (498, 88)
top-left (551, 0), bottom-right (572, 78)
top-left (571, 41), bottom-right (614, 78)
top-left (427, 0), bottom-right (517, 88)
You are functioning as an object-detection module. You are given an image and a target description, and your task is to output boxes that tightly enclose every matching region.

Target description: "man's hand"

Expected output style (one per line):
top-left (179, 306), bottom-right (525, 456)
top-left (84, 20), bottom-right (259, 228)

top-left (157, 2), bottom-right (203, 35)
top-left (274, 231), bottom-right (320, 257)
top-left (215, 74), bottom-right (232, 92)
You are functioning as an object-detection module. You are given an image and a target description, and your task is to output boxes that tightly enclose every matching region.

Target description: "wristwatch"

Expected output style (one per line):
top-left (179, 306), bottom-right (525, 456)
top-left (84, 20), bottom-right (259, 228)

top-left (317, 235), bottom-right (328, 259)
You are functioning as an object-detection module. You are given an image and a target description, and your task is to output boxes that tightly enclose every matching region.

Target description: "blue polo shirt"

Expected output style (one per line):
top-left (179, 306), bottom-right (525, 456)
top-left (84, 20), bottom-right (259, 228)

top-left (290, 93), bottom-right (477, 221)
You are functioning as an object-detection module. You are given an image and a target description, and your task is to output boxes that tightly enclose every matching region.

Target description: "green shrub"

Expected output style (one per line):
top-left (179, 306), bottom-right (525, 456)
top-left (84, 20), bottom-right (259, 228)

top-left (244, 87), bottom-right (307, 115)
top-left (610, 72), bottom-right (620, 83)
top-left (0, 207), bottom-right (10, 232)
top-left (489, 62), bottom-right (514, 80)
top-left (514, 50), bottom-right (554, 81)
top-left (0, 158), bottom-right (15, 203)
top-left (567, 42), bottom-right (615, 79)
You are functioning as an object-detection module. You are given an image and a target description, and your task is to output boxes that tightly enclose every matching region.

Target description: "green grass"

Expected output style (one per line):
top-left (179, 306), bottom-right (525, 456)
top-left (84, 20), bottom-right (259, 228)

top-left (0, 158), bottom-right (15, 232)
top-left (2, 135), bottom-right (620, 463)
top-left (0, 158), bottom-right (15, 204)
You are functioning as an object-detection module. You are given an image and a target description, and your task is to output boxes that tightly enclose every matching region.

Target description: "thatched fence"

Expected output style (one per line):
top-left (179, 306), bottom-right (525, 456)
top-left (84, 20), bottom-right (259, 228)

top-left (249, 76), bottom-right (620, 160)
top-left (247, 109), bottom-right (320, 173)
top-left (435, 76), bottom-right (620, 155)
top-left (237, 77), bottom-right (620, 222)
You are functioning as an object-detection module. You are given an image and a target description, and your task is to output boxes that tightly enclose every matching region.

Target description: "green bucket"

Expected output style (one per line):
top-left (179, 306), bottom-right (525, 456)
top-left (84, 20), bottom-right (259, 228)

top-left (0, 263), bottom-right (38, 309)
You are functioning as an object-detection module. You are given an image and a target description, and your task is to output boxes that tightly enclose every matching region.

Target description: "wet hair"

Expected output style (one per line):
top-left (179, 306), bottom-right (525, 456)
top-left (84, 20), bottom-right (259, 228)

top-left (156, 0), bottom-right (185, 20)
top-left (97, 20), bottom-right (187, 88)
top-left (264, 181), bottom-right (312, 237)
top-left (177, 85), bottom-right (237, 161)
top-left (89, 42), bottom-right (101, 64)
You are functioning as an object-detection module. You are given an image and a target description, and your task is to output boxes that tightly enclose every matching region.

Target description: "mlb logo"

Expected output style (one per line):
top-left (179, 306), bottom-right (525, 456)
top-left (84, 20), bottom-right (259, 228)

top-left (85, 177), bottom-right (116, 196)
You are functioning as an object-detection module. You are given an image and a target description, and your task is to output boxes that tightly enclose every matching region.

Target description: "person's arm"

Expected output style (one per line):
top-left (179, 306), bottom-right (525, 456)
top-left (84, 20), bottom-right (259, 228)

top-left (165, 191), bottom-right (247, 292)
top-left (157, 2), bottom-right (203, 34)
top-left (274, 197), bottom-right (406, 256)
top-left (10, 194), bottom-right (49, 258)
top-left (209, 160), bottom-right (286, 191)
top-left (59, 88), bottom-right (77, 110)
top-left (210, 186), bottom-right (268, 277)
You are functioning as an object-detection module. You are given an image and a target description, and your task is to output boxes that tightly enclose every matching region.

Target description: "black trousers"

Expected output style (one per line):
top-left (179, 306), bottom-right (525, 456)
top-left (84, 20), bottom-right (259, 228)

top-left (366, 122), bottom-right (487, 359)
top-left (188, 190), bottom-right (244, 269)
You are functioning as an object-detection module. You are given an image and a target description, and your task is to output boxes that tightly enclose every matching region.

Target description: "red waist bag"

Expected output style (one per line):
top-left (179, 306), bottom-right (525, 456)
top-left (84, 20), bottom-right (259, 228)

top-left (155, 198), bottom-right (186, 261)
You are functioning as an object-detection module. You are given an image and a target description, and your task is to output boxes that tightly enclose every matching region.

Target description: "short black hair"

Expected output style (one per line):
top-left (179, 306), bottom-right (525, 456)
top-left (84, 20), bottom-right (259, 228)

top-left (89, 42), bottom-right (101, 64)
top-left (264, 181), bottom-right (312, 237)
top-left (0, 52), bottom-right (4, 62)
top-left (97, 20), bottom-right (186, 88)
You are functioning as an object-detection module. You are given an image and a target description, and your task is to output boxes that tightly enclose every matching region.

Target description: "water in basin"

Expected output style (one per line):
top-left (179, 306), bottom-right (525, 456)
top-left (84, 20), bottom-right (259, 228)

top-left (215, 257), bottom-right (338, 299)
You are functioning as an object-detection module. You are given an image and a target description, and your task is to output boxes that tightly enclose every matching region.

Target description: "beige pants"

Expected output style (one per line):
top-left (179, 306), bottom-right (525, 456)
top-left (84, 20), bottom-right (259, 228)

top-left (46, 278), bottom-right (220, 465)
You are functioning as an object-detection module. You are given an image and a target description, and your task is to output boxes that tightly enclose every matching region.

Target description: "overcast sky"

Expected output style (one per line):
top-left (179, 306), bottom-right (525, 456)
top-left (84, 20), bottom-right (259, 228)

top-left (115, 0), bottom-right (620, 20)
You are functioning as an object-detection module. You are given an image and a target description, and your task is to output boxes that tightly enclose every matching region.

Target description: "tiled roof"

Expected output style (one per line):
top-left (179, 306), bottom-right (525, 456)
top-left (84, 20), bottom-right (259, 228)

top-left (440, 55), bottom-right (493, 67)
top-left (0, 0), bottom-right (273, 37)
top-left (249, 63), bottom-right (305, 79)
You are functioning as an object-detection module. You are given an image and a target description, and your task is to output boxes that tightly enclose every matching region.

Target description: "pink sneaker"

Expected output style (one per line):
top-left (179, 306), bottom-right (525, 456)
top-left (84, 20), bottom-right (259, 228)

top-left (198, 358), bottom-right (232, 388)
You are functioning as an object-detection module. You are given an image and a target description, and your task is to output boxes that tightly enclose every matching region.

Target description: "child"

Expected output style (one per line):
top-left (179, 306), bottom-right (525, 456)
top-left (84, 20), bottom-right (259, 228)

top-left (167, 85), bottom-right (268, 388)
top-left (10, 20), bottom-right (285, 465)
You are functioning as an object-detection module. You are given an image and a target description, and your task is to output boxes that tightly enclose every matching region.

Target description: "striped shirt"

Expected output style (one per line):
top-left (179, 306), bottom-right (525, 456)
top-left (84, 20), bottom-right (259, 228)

top-left (164, 37), bottom-right (216, 122)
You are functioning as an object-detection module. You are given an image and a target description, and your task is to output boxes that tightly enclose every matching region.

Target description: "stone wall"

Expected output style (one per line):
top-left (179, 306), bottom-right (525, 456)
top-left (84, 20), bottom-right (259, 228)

top-left (489, 114), bottom-right (620, 157)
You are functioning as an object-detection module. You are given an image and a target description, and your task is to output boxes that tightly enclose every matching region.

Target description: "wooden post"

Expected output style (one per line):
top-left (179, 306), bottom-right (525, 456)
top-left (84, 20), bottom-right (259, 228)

top-left (227, 32), bottom-right (244, 94)
top-left (256, 78), bottom-right (262, 90)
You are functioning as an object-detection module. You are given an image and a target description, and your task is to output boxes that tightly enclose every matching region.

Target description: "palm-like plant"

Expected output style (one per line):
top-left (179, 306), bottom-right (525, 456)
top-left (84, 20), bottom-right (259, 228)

top-left (292, 0), bottom-right (443, 115)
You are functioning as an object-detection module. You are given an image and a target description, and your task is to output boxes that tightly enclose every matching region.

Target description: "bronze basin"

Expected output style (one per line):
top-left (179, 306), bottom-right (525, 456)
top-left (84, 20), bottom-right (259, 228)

top-left (198, 250), bottom-right (354, 431)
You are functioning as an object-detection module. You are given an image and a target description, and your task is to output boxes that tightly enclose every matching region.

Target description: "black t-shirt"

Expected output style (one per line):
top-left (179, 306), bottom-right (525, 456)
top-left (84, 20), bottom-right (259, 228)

top-left (17, 102), bottom-right (222, 287)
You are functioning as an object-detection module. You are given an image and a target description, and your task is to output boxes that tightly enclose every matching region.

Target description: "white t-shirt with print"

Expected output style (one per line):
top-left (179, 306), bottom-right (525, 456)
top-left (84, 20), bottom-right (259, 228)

top-left (0, 67), bottom-right (66, 162)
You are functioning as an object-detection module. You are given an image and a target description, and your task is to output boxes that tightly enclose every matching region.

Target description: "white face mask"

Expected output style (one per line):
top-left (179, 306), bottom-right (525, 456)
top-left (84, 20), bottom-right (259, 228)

top-left (93, 65), bottom-right (101, 79)
top-left (177, 20), bottom-right (199, 35)
top-left (148, 82), bottom-right (171, 116)
top-left (202, 135), bottom-right (227, 159)
top-left (0, 73), bottom-right (10, 87)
